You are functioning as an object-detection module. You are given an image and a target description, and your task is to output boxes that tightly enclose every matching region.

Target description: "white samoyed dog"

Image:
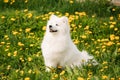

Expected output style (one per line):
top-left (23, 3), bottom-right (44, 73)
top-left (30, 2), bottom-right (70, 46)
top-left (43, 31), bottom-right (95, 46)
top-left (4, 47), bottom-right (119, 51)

top-left (41, 15), bottom-right (98, 71)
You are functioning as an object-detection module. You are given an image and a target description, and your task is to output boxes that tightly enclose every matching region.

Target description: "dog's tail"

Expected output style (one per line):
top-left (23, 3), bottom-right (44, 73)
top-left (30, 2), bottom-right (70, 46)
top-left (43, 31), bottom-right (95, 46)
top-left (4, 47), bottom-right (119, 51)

top-left (81, 50), bottom-right (98, 65)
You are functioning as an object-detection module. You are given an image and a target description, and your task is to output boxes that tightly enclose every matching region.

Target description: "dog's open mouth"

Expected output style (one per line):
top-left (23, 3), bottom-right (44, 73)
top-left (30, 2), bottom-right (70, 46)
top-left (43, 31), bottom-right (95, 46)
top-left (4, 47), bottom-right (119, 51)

top-left (49, 29), bottom-right (58, 32)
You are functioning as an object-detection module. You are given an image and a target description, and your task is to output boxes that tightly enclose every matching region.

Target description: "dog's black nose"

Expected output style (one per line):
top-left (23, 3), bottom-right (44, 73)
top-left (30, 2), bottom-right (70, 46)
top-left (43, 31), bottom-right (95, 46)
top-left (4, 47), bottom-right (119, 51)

top-left (49, 25), bottom-right (52, 28)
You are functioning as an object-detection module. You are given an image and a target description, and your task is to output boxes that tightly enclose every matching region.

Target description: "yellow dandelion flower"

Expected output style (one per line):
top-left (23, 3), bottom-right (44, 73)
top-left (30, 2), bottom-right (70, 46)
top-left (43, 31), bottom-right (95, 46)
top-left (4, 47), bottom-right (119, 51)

top-left (74, 39), bottom-right (79, 44)
top-left (91, 49), bottom-right (95, 52)
top-left (9, 0), bottom-right (13, 4)
top-left (45, 14), bottom-right (49, 17)
top-left (102, 61), bottom-right (108, 65)
top-left (13, 51), bottom-right (17, 56)
top-left (70, 0), bottom-right (74, 4)
top-left (54, 74), bottom-right (58, 78)
top-left (102, 45), bottom-right (106, 49)
top-left (81, 35), bottom-right (87, 39)
top-left (88, 63), bottom-right (92, 67)
top-left (85, 30), bottom-right (92, 34)
top-left (79, 12), bottom-right (86, 16)
top-left (114, 28), bottom-right (118, 31)
top-left (115, 36), bottom-right (119, 40)
top-left (20, 57), bottom-right (24, 62)
top-left (55, 11), bottom-right (60, 14)
top-left (102, 49), bottom-right (106, 52)
top-left (119, 14), bottom-right (120, 17)
top-left (7, 53), bottom-right (11, 56)
top-left (103, 22), bottom-right (107, 25)
top-left (95, 51), bottom-right (99, 54)
top-left (97, 39), bottom-right (101, 42)
top-left (24, 9), bottom-right (28, 12)
top-left (27, 13), bottom-right (32, 18)
top-left (16, 69), bottom-right (19, 73)
top-left (75, 11), bottom-right (79, 15)
top-left (106, 41), bottom-right (114, 46)
top-left (119, 17), bottom-right (120, 20)
top-left (71, 24), bottom-right (76, 27)
top-left (19, 28), bottom-right (22, 32)
top-left (65, 12), bottom-right (69, 17)
top-left (85, 43), bottom-right (88, 46)
top-left (6, 37), bottom-right (9, 40)
top-left (1, 16), bottom-right (5, 19)
top-left (92, 15), bottom-right (95, 18)
top-left (60, 70), bottom-right (65, 75)
top-left (104, 66), bottom-right (108, 69)
top-left (7, 43), bottom-right (10, 45)
top-left (112, 8), bottom-right (115, 11)
top-left (87, 78), bottom-right (91, 80)
top-left (110, 21), bottom-right (116, 25)
top-left (29, 32), bottom-right (34, 35)
top-left (4, 0), bottom-right (9, 3)
top-left (30, 44), bottom-right (34, 47)
top-left (78, 25), bottom-right (82, 28)
top-left (12, 31), bottom-right (18, 35)
top-left (25, 28), bottom-right (31, 33)
top-left (5, 49), bottom-right (9, 51)
top-left (119, 78), bottom-right (120, 80)
top-left (1, 42), bottom-right (5, 45)
top-left (78, 77), bottom-right (84, 80)
top-left (11, 0), bottom-right (15, 3)
top-left (102, 75), bottom-right (108, 79)
top-left (7, 65), bottom-right (11, 70)
top-left (11, 18), bottom-right (16, 21)
top-left (110, 34), bottom-right (115, 40)
top-left (51, 77), bottom-right (55, 80)
top-left (101, 39), bottom-right (109, 42)
top-left (4, 35), bottom-right (8, 38)
top-left (110, 16), bottom-right (114, 20)
top-left (100, 69), bottom-right (104, 72)
top-left (111, 78), bottom-right (115, 80)
top-left (48, 12), bottom-right (54, 15)
top-left (110, 24), bottom-right (114, 28)
top-left (25, 0), bottom-right (28, 3)
top-left (42, 17), bottom-right (46, 20)
top-left (75, 15), bottom-right (79, 20)
top-left (96, 46), bottom-right (100, 49)
top-left (35, 16), bottom-right (40, 19)
top-left (28, 57), bottom-right (32, 61)
top-left (117, 43), bottom-right (120, 46)
top-left (84, 26), bottom-right (89, 30)
top-left (18, 42), bottom-right (24, 47)
top-left (20, 70), bottom-right (24, 76)
top-left (42, 26), bottom-right (46, 31)
top-left (28, 69), bottom-right (32, 74)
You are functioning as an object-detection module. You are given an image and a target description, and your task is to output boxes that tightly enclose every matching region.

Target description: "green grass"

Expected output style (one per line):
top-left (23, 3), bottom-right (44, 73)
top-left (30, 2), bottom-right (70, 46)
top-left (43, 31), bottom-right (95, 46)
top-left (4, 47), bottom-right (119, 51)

top-left (0, 0), bottom-right (120, 80)
top-left (1, 0), bottom-right (120, 16)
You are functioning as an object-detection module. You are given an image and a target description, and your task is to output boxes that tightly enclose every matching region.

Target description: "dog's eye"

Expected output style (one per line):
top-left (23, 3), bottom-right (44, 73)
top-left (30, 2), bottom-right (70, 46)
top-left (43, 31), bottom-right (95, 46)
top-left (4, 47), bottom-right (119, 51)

top-left (56, 24), bottom-right (59, 26)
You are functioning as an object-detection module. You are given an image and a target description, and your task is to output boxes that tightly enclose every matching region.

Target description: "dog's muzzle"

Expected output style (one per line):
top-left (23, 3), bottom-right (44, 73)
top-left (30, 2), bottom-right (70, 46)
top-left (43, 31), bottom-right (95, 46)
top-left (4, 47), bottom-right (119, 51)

top-left (49, 25), bottom-right (58, 32)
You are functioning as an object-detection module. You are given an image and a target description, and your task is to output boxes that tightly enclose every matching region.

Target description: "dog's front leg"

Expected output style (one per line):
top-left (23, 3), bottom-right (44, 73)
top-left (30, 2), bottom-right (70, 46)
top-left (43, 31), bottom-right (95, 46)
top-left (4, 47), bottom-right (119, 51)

top-left (44, 59), bottom-right (58, 72)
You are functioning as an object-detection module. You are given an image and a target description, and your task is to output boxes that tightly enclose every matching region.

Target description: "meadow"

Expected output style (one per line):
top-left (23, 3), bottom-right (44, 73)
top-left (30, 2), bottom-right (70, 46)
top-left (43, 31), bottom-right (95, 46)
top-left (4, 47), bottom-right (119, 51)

top-left (0, 0), bottom-right (120, 80)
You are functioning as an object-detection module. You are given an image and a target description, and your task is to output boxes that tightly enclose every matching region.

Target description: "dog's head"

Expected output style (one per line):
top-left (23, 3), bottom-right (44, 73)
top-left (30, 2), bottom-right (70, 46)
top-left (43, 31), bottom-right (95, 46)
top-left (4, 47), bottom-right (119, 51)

top-left (46, 15), bottom-right (70, 35)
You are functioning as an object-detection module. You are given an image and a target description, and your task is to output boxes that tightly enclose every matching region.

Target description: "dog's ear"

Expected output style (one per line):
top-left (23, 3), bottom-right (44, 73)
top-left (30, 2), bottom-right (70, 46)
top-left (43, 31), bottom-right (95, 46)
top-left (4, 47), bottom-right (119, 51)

top-left (50, 14), bottom-right (58, 20)
top-left (60, 16), bottom-right (68, 23)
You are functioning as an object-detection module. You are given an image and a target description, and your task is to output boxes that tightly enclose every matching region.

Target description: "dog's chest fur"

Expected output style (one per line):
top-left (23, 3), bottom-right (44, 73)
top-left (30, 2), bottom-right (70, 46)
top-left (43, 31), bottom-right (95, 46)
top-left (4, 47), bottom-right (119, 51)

top-left (42, 34), bottom-right (69, 54)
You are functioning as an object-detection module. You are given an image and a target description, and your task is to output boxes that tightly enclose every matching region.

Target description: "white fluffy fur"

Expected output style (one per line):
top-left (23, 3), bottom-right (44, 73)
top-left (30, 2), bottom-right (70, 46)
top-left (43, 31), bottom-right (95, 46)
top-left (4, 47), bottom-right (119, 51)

top-left (41, 15), bottom-right (97, 71)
